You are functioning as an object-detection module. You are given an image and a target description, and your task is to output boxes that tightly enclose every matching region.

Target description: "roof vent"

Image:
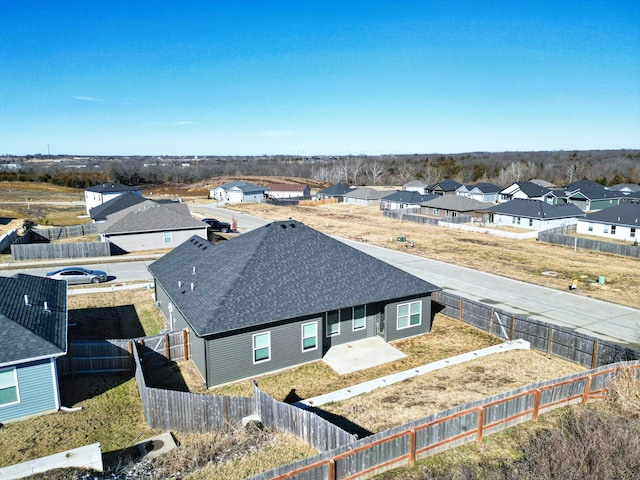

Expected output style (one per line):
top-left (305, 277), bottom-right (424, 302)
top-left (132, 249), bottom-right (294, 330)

top-left (290, 223), bottom-right (296, 228)
top-left (192, 266), bottom-right (196, 275)
top-left (190, 282), bottom-right (194, 291)
top-left (44, 301), bottom-right (51, 313)
top-left (24, 294), bottom-right (31, 306)
top-left (178, 281), bottom-right (182, 288)
top-left (281, 224), bottom-right (287, 229)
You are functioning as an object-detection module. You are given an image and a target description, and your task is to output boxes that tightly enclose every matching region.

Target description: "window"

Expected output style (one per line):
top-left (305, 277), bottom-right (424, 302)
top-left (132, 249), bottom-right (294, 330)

top-left (163, 231), bottom-right (172, 244)
top-left (326, 310), bottom-right (340, 337)
top-left (611, 225), bottom-right (616, 235)
top-left (603, 226), bottom-right (609, 234)
top-left (588, 224), bottom-right (593, 232)
top-left (432, 208), bottom-right (439, 215)
top-left (302, 322), bottom-right (318, 351)
top-left (529, 218), bottom-right (533, 227)
top-left (512, 216), bottom-right (516, 224)
top-left (252, 332), bottom-right (270, 363)
top-left (516, 217), bottom-right (521, 225)
top-left (397, 301), bottom-right (422, 330)
top-left (353, 305), bottom-right (366, 331)
top-left (631, 228), bottom-right (636, 238)
top-left (0, 368), bottom-right (19, 406)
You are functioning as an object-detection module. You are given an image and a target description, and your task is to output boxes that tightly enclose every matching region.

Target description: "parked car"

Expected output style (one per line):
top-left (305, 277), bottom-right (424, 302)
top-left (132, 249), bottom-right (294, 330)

top-left (45, 267), bottom-right (108, 284)
top-left (202, 218), bottom-right (232, 232)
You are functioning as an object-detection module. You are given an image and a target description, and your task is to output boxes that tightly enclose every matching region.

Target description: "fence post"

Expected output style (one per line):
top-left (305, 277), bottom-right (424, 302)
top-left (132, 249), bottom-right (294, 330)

top-left (591, 340), bottom-right (599, 369)
top-left (328, 459), bottom-right (336, 480)
top-left (459, 297), bottom-right (463, 321)
top-left (164, 333), bottom-right (170, 365)
top-left (182, 329), bottom-right (189, 361)
top-left (476, 407), bottom-right (484, 443)
top-left (583, 375), bottom-right (593, 404)
top-left (532, 389), bottom-right (541, 422)
top-left (547, 326), bottom-right (553, 354)
top-left (409, 429), bottom-right (416, 466)
top-left (488, 308), bottom-right (494, 335)
top-left (68, 344), bottom-right (75, 377)
top-left (509, 316), bottom-right (515, 340)
top-left (128, 341), bottom-right (135, 374)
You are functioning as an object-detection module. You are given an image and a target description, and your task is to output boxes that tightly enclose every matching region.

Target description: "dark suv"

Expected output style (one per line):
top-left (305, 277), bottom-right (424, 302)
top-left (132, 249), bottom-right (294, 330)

top-left (202, 218), bottom-right (232, 232)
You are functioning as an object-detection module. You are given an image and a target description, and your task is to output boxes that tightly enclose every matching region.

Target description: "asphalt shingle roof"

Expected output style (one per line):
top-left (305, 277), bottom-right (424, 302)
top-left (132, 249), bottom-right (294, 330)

top-left (381, 191), bottom-right (437, 204)
top-left (344, 188), bottom-right (395, 200)
top-left (514, 182), bottom-right (551, 198)
top-left (0, 274), bottom-right (67, 366)
top-left (488, 199), bottom-right (585, 219)
top-left (102, 203), bottom-right (205, 234)
top-left (424, 196), bottom-right (494, 211)
top-left (148, 221), bottom-right (441, 337)
top-left (85, 182), bottom-right (140, 193)
top-left (214, 181), bottom-right (266, 193)
top-left (428, 179), bottom-right (463, 192)
top-left (317, 183), bottom-right (353, 196)
top-left (88, 191), bottom-right (146, 220)
top-left (582, 202), bottom-right (640, 228)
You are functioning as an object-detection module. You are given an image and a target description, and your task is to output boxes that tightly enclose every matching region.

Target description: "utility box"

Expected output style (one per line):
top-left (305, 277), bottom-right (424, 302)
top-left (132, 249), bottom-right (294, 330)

top-left (598, 275), bottom-right (606, 285)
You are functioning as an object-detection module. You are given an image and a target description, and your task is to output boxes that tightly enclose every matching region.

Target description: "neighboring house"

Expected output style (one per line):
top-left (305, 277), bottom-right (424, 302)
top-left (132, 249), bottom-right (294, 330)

top-left (88, 191), bottom-right (147, 222)
top-left (426, 179), bottom-right (463, 196)
top-left (0, 274), bottom-right (67, 423)
top-left (455, 183), bottom-right (502, 203)
top-left (100, 203), bottom-right (207, 252)
top-left (266, 183), bottom-right (311, 199)
top-left (343, 188), bottom-right (395, 207)
top-left (84, 183), bottom-right (142, 213)
top-left (423, 196), bottom-right (494, 220)
top-left (529, 179), bottom-right (556, 189)
top-left (498, 181), bottom-right (551, 203)
top-left (486, 199), bottom-right (585, 231)
top-left (209, 181), bottom-right (267, 204)
top-left (541, 189), bottom-right (568, 206)
top-left (316, 183), bottom-right (353, 200)
top-left (380, 191), bottom-right (437, 210)
top-left (148, 221), bottom-right (441, 388)
top-left (606, 183), bottom-right (640, 194)
top-left (403, 180), bottom-right (429, 194)
top-left (563, 180), bottom-right (628, 212)
top-left (576, 202), bottom-right (640, 242)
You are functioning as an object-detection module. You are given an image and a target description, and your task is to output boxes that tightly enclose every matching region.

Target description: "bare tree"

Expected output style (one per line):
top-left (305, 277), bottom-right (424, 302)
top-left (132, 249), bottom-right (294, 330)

top-left (365, 161), bottom-right (385, 185)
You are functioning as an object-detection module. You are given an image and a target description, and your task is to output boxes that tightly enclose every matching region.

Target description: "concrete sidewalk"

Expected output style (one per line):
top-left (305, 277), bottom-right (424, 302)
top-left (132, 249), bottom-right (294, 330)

top-left (295, 339), bottom-right (530, 408)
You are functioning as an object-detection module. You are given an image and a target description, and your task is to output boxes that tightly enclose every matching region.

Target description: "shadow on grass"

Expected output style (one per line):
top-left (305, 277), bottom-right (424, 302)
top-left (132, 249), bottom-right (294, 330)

top-left (59, 373), bottom-right (132, 406)
top-left (68, 305), bottom-right (145, 340)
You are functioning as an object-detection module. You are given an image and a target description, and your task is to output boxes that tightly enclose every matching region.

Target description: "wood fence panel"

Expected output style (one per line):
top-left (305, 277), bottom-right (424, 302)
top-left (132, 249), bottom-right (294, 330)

top-left (11, 241), bottom-right (110, 260)
top-left (33, 223), bottom-right (99, 240)
top-left (0, 229), bottom-right (17, 253)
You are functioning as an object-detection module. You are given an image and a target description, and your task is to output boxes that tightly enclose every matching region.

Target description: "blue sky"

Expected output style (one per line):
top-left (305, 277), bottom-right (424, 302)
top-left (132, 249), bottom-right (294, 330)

top-left (1, 1), bottom-right (639, 156)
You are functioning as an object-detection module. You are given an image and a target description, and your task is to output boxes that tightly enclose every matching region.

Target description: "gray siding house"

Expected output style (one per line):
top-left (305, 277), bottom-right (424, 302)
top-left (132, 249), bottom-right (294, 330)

top-left (148, 221), bottom-right (440, 388)
top-left (0, 274), bottom-right (67, 423)
top-left (84, 182), bottom-right (142, 213)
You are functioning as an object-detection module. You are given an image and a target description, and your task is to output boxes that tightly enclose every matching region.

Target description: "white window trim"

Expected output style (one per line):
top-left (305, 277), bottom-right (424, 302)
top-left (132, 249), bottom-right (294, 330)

top-left (326, 310), bottom-right (340, 337)
top-left (352, 305), bottom-right (366, 332)
top-left (397, 301), bottom-right (422, 330)
top-left (252, 332), bottom-right (271, 364)
top-left (163, 231), bottom-right (172, 244)
top-left (0, 367), bottom-right (20, 408)
top-left (301, 321), bottom-right (318, 352)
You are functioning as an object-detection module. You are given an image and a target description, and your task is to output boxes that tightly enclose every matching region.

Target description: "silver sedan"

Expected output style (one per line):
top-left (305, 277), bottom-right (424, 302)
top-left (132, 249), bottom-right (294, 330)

top-left (45, 267), bottom-right (109, 284)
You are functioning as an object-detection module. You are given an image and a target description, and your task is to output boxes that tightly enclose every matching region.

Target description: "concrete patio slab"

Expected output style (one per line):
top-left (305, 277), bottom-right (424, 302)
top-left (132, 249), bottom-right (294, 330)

top-left (322, 337), bottom-right (406, 375)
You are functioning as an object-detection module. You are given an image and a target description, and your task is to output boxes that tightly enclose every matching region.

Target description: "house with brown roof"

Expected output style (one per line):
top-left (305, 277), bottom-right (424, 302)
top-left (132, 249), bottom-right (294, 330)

top-left (266, 183), bottom-right (310, 199)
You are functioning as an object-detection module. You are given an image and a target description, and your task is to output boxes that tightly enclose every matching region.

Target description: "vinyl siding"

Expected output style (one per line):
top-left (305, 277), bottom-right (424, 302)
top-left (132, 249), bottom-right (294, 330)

top-left (205, 315), bottom-right (324, 387)
top-left (0, 358), bottom-right (58, 423)
top-left (322, 305), bottom-right (376, 352)
top-left (384, 295), bottom-right (433, 342)
top-left (106, 228), bottom-right (207, 252)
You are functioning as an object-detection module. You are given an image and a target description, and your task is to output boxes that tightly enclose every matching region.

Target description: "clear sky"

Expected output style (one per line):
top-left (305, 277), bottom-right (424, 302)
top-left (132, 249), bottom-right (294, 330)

top-left (1, 1), bottom-right (639, 156)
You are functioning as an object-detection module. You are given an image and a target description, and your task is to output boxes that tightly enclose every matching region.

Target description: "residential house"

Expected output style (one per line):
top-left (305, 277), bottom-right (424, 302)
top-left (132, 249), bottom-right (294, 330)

top-left (148, 221), bottom-right (441, 388)
top-left (84, 183), bottom-right (142, 213)
top-left (100, 202), bottom-right (207, 252)
top-left (403, 180), bottom-right (429, 194)
top-left (498, 181), bottom-right (551, 203)
top-left (380, 191), bottom-right (437, 210)
top-left (607, 183), bottom-right (640, 194)
top-left (209, 181), bottom-right (267, 204)
top-left (455, 183), bottom-right (501, 203)
top-left (316, 183), bottom-right (353, 201)
top-left (563, 180), bottom-right (628, 212)
top-left (426, 179), bottom-right (463, 196)
top-left (576, 202), bottom-right (640, 242)
top-left (0, 274), bottom-right (67, 423)
top-left (88, 191), bottom-right (148, 222)
top-left (487, 199), bottom-right (585, 231)
top-left (343, 188), bottom-right (395, 207)
top-left (423, 196), bottom-right (494, 221)
top-left (529, 179), bottom-right (556, 189)
top-left (266, 183), bottom-right (311, 199)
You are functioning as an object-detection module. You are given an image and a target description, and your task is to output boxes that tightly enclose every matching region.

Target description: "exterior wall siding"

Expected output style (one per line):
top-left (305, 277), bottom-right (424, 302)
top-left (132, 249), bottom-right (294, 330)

top-left (384, 295), bottom-right (433, 343)
top-left (321, 306), bottom-right (374, 352)
top-left (106, 228), bottom-right (207, 252)
top-left (206, 315), bottom-right (324, 387)
top-left (0, 358), bottom-right (58, 423)
top-left (576, 221), bottom-right (638, 242)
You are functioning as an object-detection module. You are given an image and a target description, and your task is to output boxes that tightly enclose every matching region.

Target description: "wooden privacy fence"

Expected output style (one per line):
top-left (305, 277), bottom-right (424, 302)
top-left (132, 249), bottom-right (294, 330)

top-left (0, 229), bottom-right (17, 253)
top-left (131, 344), bottom-right (356, 452)
top-left (57, 330), bottom-right (189, 376)
top-left (252, 382), bottom-right (357, 452)
top-left (11, 241), bottom-right (111, 261)
top-left (433, 290), bottom-right (640, 368)
top-left (538, 226), bottom-right (640, 258)
top-left (300, 198), bottom-right (338, 207)
top-left (249, 361), bottom-right (640, 480)
top-left (33, 223), bottom-right (99, 240)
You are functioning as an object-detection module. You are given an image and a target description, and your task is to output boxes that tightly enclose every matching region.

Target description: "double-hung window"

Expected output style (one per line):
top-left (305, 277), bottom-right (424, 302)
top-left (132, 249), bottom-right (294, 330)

top-left (397, 301), bottom-right (422, 330)
top-left (252, 332), bottom-right (270, 363)
top-left (326, 310), bottom-right (340, 337)
top-left (611, 225), bottom-right (616, 235)
top-left (353, 305), bottom-right (366, 331)
top-left (163, 231), bottom-right (172, 244)
top-left (0, 368), bottom-right (19, 406)
top-left (302, 322), bottom-right (318, 351)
